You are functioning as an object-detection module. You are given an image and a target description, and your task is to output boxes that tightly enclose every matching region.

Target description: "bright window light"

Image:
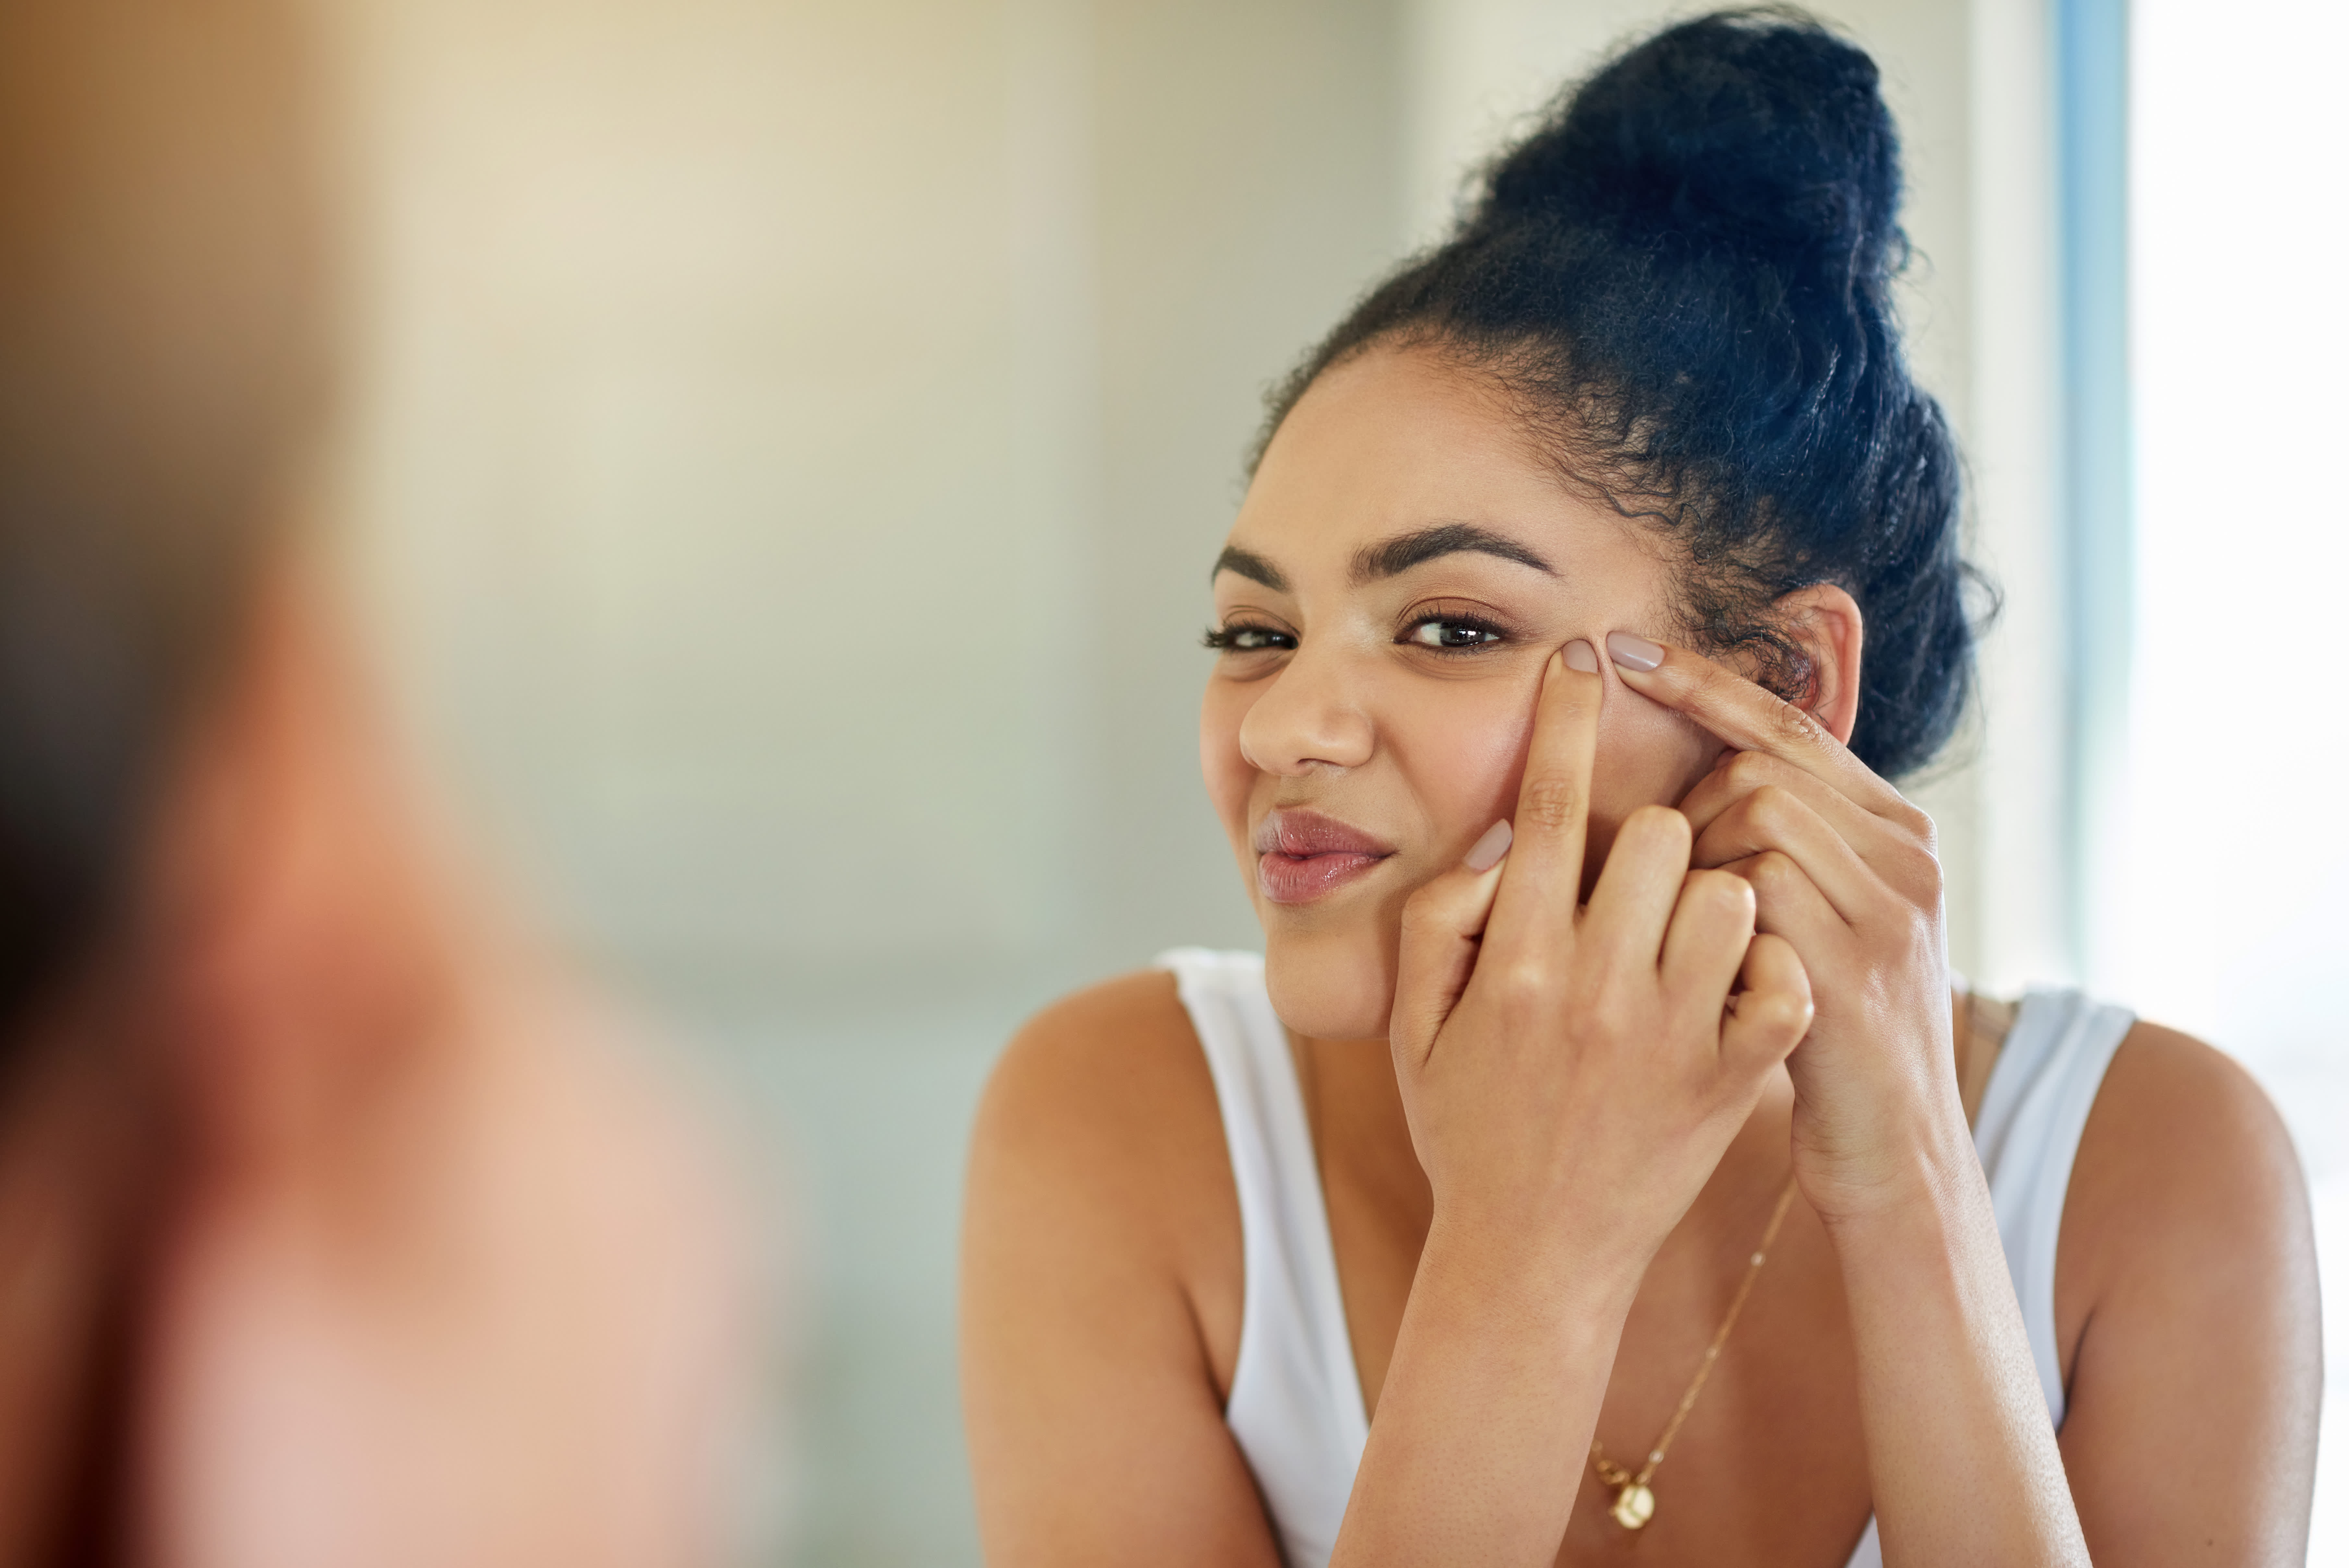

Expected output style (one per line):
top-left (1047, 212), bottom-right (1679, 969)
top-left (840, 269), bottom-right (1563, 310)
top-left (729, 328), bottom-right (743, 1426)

top-left (2125, 0), bottom-right (2349, 1548)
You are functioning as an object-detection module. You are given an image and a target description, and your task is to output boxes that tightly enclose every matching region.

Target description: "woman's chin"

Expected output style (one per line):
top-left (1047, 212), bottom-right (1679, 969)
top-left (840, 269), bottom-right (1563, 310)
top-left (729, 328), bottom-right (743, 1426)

top-left (1261, 926), bottom-right (1397, 1042)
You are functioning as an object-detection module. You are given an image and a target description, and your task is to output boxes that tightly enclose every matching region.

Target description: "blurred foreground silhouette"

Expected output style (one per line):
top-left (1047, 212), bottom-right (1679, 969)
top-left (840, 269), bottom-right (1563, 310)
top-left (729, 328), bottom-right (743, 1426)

top-left (0, 2), bottom-right (753, 1563)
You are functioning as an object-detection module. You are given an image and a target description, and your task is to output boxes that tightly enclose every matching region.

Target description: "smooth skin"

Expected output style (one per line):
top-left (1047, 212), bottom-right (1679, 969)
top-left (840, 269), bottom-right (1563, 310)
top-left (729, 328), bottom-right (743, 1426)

top-left (960, 345), bottom-right (2319, 1565)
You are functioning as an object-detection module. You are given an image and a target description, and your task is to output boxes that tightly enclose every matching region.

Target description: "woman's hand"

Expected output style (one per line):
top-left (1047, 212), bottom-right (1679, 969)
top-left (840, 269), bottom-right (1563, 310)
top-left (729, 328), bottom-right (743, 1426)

top-left (1386, 643), bottom-right (1815, 1284)
top-left (1603, 631), bottom-right (1966, 1225)
top-left (1333, 643), bottom-right (1814, 1565)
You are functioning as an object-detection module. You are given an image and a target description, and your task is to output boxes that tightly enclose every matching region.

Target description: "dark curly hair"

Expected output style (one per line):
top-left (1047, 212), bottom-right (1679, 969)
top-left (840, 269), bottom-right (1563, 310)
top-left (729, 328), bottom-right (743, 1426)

top-left (0, 0), bottom-right (328, 1025)
top-left (1257, 6), bottom-right (1979, 779)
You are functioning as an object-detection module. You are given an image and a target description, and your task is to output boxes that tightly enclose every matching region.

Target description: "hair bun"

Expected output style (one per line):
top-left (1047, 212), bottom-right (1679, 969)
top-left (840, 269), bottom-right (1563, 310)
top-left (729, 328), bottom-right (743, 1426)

top-left (1263, 7), bottom-right (1971, 782)
top-left (1484, 9), bottom-right (1900, 283)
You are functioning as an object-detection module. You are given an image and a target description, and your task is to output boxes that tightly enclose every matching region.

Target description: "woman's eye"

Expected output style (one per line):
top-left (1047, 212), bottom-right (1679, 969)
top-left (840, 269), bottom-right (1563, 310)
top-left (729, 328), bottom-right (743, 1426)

top-left (1404, 617), bottom-right (1504, 650)
top-left (1204, 624), bottom-right (1296, 653)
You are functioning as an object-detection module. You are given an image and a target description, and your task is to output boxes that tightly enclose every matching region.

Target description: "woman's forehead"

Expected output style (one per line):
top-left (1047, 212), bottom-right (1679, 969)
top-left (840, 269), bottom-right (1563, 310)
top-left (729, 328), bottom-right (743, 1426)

top-left (1226, 347), bottom-right (1633, 587)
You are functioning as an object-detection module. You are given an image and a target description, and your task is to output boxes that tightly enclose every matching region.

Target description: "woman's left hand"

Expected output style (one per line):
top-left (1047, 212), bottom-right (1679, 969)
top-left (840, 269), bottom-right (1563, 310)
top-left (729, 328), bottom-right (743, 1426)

top-left (1604, 632), bottom-right (1969, 1224)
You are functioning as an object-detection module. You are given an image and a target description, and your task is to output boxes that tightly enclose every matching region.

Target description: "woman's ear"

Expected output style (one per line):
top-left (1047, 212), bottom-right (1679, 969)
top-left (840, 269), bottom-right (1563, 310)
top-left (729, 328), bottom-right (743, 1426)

top-left (1775, 584), bottom-right (1864, 747)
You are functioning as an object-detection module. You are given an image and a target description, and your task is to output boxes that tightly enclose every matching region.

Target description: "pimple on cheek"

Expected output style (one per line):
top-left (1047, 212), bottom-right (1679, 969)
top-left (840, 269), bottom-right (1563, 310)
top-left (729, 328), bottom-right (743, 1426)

top-left (1595, 681), bottom-right (1723, 808)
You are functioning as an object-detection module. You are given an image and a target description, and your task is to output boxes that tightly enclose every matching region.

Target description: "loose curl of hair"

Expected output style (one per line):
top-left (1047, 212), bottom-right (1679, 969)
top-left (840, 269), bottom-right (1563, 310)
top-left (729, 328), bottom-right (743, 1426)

top-left (1255, 6), bottom-right (1983, 780)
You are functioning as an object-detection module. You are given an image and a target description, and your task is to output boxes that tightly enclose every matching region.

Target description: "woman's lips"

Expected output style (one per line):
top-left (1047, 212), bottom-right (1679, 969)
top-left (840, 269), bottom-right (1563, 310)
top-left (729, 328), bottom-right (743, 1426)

top-left (1254, 809), bottom-right (1395, 906)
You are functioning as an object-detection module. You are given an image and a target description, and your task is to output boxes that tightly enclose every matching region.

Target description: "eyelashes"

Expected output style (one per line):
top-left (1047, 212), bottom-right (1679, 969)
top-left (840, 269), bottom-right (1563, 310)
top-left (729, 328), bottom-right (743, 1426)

top-left (1204, 604), bottom-right (1520, 657)
top-left (1398, 597), bottom-right (1517, 650)
top-left (1399, 611), bottom-right (1508, 650)
top-left (1202, 622), bottom-right (1296, 652)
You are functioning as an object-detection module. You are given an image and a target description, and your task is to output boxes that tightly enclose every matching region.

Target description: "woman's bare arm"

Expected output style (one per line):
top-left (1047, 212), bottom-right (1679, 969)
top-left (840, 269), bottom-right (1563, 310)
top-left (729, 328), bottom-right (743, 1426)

top-left (1824, 1018), bottom-right (2318, 1568)
top-left (2057, 1024), bottom-right (2320, 1566)
top-left (960, 975), bottom-right (1283, 1567)
top-left (1822, 1123), bottom-right (2089, 1565)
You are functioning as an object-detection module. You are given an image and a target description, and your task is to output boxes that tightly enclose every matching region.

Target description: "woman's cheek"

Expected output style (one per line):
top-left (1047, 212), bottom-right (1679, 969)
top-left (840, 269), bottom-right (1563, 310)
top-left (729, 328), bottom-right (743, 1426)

top-left (1590, 679), bottom-right (1724, 837)
top-left (1387, 679), bottom-right (1538, 861)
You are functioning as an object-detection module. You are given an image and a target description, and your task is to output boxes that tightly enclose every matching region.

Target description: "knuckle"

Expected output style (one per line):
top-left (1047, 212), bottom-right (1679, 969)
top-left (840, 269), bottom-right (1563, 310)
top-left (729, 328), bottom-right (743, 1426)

top-left (1769, 696), bottom-right (1829, 750)
top-left (1724, 749), bottom-right (1777, 791)
top-left (1517, 776), bottom-right (1586, 833)
top-left (1889, 795), bottom-right (1933, 838)
top-left (1742, 991), bottom-right (1814, 1044)
top-left (1496, 956), bottom-right (1550, 997)
top-left (1623, 803), bottom-right (1692, 855)
top-left (1892, 843), bottom-right (1943, 898)
top-left (1915, 814), bottom-right (1942, 858)
top-left (1747, 849), bottom-right (1801, 894)
top-left (1494, 959), bottom-right (1555, 1013)
top-left (1747, 783), bottom-right (1798, 827)
top-left (1685, 868), bottom-right (1755, 920)
top-left (1398, 891), bottom-right (1449, 936)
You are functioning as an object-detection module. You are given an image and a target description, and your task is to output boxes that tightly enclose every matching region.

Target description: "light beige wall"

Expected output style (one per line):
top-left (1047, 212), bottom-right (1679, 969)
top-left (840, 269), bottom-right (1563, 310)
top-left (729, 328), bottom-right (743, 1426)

top-left (326, 0), bottom-right (1403, 1006)
top-left (329, 0), bottom-right (1100, 1002)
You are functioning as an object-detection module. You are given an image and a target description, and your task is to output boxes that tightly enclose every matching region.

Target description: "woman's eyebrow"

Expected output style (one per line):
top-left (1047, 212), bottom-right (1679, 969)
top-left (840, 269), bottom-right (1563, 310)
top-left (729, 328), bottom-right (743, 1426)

top-left (1351, 523), bottom-right (1556, 583)
top-left (1211, 545), bottom-right (1289, 591)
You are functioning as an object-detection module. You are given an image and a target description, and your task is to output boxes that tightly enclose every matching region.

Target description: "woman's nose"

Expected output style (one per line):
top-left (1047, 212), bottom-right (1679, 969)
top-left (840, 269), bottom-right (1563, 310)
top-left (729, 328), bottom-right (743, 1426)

top-left (1237, 646), bottom-right (1374, 775)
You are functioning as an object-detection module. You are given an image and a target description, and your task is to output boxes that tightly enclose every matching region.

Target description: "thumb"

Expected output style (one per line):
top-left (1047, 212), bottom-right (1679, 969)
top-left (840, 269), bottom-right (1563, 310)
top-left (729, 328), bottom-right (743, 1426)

top-left (1389, 820), bottom-right (1511, 1073)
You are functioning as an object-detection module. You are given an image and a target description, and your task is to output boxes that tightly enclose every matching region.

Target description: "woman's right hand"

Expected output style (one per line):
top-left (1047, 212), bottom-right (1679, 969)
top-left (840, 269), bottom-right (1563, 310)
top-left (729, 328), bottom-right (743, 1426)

top-left (1387, 642), bottom-right (1814, 1287)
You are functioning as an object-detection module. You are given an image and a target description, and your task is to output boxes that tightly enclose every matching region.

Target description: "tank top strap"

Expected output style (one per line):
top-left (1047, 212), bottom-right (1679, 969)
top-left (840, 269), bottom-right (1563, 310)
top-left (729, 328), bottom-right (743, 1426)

top-left (1971, 986), bottom-right (2136, 1425)
top-left (1159, 949), bottom-right (1367, 1568)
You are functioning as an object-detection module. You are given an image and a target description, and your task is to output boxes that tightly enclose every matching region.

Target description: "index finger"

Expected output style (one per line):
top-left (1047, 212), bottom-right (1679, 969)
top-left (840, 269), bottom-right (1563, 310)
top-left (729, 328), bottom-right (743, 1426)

top-left (1602, 630), bottom-right (1909, 818)
top-left (1483, 642), bottom-right (1602, 960)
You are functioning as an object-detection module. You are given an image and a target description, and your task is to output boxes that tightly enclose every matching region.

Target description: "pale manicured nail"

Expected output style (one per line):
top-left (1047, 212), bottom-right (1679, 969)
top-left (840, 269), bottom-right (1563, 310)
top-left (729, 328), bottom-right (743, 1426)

top-left (1463, 819), bottom-right (1513, 872)
top-left (1562, 638), bottom-right (1599, 673)
top-left (1606, 630), bottom-right (1665, 672)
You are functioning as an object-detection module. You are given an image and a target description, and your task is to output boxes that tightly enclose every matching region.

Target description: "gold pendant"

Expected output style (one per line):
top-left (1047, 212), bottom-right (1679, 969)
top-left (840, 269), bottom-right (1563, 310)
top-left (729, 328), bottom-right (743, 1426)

top-left (1610, 1481), bottom-right (1656, 1531)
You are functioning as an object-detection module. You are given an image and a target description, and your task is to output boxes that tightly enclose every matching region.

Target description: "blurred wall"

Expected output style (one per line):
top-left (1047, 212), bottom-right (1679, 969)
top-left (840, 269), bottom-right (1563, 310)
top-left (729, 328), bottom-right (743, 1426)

top-left (323, 0), bottom-right (1403, 1560)
top-left (316, 1), bottom-right (2050, 1560)
top-left (332, 0), bottom-right (1106, 999)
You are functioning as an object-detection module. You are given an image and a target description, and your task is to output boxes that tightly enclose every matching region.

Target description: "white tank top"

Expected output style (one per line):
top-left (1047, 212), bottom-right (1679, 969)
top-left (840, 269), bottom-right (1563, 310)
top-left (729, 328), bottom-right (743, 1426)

top-left (1159, 948), bottom-right (2133, 1568)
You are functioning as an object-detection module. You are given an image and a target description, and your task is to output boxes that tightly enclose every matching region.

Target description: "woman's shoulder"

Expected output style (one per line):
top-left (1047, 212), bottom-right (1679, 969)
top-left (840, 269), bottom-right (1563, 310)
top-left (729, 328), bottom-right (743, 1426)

top-left (981, 969), bottom-right (1210, 1138)
top-left (970, 968), bottom-right (1235, 1227)
top-left (964, 969), bottom-right (1245, 1375)
top-left (2051, 1014), bottom-right (2321, 1496)
top-left (2088, 1017), bottom-right (2301, 1196)
top-left (2066, 1014), bottom-right (2310, 1296)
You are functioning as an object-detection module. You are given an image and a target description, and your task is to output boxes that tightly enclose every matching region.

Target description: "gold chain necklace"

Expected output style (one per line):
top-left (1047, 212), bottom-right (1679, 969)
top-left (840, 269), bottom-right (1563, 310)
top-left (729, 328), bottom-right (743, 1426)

top-left (1589, 1177), bottom-right (1799, 1531)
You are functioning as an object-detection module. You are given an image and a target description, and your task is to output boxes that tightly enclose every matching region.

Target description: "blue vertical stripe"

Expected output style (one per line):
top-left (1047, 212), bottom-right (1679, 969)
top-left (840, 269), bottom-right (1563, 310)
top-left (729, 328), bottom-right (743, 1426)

top-left (2056, 0), bottom-right (2131, 970)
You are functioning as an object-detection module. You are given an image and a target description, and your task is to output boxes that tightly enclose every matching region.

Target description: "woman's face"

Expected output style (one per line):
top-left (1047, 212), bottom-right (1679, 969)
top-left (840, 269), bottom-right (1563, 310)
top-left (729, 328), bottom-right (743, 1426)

top-left (1202, 345), bottom-right (1728, 1041)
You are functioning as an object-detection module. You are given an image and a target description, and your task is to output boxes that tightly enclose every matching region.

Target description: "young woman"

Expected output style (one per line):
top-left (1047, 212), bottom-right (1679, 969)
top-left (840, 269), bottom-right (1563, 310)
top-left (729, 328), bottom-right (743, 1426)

top-left (960, 12), bottom-right (2318, 1567)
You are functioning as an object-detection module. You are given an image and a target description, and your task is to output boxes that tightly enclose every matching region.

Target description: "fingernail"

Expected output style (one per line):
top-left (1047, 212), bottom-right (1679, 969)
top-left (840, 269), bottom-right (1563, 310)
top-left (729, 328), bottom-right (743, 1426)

top-left (1463, 819), bottom-right (1513, 871)
top-left (1606, 630), bottom-right (1664, 672)
top-left (1562, 638), bottom-right (1598, 673)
